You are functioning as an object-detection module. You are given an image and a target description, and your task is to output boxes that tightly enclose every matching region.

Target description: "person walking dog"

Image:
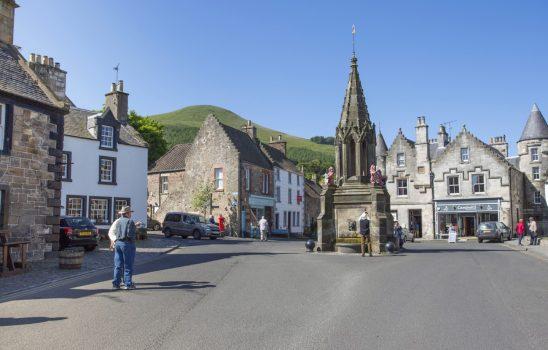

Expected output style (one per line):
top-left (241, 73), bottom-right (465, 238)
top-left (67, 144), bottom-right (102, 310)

top-left (358, 209), bottom-right (372, 257)
top-left (109, 206), bottom-right (137, 290)
top-left (515, 219), bottom-right (525, 246)
top-left (528, 217), bottom-right (538, 246)
top-left (259, 216), bottom-right (269, 241)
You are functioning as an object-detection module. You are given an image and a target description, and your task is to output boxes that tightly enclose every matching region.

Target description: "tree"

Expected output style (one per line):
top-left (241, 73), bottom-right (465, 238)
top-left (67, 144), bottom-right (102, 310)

top-left (191, 182), bottom-right (215, 216)
top-left (310, 136), bottom-right (335, 145)
top-left (127, 110), bottom-right (168, 165)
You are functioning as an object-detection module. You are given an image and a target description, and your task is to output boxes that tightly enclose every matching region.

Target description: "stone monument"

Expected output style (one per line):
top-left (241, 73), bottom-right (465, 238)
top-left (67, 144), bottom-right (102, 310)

top-left (317, 53), bottom-right (393, 254)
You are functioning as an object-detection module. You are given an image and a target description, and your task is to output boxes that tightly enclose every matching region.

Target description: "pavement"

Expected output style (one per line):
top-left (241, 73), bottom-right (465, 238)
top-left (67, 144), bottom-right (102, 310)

top-left (1, 239), bottom-right (548, 350)
top-left (503, 236), bottom-right (548, 261)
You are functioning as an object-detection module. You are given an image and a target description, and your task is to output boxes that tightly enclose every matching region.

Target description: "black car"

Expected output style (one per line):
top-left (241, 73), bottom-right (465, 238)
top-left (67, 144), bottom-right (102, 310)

top-left (476, 221), bottom-right (511, 243)
top-left (60, 216), bottom-right (100, 251)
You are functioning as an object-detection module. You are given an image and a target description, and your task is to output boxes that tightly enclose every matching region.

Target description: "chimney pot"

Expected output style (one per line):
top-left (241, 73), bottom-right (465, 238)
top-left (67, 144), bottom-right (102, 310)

top-left (42, 56), bottom-right (48, 65)
top-left (30, 53), bottom-right (36, 63)
top-left (48, 57), bottom-right (54, 66)
top-left (111, 83), bottom-right (116, 92)
top-left (55, 62), bottom-right (60, 69)
top-left (36, 54), bottom-right (42, 64)
top-left (118, 80), bottom-right (124, 92)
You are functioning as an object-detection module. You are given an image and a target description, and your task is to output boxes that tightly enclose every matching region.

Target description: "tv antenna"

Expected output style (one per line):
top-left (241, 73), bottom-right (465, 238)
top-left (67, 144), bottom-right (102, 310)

top-left (441, 120), bottom-right (457, 135)
top-left (113, 63), bottom-right (120, 82)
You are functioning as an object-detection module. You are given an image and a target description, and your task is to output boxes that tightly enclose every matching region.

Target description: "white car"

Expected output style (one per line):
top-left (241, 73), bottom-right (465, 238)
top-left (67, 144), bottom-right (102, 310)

top-left (403, 228), bottom-right (415, 242)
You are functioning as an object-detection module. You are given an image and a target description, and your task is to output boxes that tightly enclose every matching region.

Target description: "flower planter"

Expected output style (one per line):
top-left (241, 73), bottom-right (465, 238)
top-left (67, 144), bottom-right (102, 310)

top-left (58, 247), bottom-right (84, 269)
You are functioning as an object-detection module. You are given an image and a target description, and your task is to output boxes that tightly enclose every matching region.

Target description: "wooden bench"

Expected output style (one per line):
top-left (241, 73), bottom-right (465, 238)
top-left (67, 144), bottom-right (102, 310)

top-left (0, 230), bottom-right (30, 277)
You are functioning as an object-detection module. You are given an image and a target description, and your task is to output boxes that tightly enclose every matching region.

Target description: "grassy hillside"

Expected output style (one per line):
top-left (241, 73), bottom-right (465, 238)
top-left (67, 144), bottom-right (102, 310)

top-left (149, 105), bottom-right (335, 165)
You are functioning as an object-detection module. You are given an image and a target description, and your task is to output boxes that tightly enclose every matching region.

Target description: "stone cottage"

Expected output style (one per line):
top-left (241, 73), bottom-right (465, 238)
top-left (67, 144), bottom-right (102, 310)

top-left (151, 115), bottom-right (274, 236)
top-left (0, 0), bottom-right (69, 260)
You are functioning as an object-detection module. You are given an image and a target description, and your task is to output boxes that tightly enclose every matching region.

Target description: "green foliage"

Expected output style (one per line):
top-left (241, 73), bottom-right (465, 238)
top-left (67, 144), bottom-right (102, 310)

top-left (297, 158), bottom-right (332, 182)
top-left (128, 110), bottom-right (168, 166)
top-left (310, 136), bottom-right (335, 145)
top-left (163, 125), bottom-right (200, 148)
top-left (191, 182), bottom-right (215, 215)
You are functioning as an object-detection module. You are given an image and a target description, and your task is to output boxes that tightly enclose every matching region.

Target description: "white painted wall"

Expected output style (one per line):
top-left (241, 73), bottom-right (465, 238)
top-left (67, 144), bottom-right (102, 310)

top-left (273, 167), bottom-right (305, 234)
top-left (61, 136), bottom-right (148, 227)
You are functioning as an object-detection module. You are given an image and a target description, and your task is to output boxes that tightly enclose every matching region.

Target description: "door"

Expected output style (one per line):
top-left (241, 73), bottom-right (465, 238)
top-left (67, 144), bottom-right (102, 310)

top-left (463, 216), bottom-right (476, 236)
top-left (181, 214), bottom-right (193, 235)
top-left (408, 209), bottom-right (422, 238)
top-left (288, 212), bottom-right (292, 234)
top-left (275, 213), bottom-right (280, 230)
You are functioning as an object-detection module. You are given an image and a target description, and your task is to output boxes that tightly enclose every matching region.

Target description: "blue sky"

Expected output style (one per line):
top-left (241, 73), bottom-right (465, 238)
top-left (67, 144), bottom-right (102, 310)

top-left (15, 0), bottom-right (548, 154)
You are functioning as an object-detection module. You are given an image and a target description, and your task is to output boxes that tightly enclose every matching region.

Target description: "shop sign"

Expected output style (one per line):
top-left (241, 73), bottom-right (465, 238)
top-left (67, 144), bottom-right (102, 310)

top-left (248, 194), bottom-right (275, 208)
top-left (436, 202), bottom-right (498, 213)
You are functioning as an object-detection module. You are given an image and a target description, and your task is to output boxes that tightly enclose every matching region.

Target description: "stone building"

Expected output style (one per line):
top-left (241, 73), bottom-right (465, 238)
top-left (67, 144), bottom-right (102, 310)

top-left (382, 106), bottom-right (548, 238)
top-left (0, 0), bottom-right (69, 260)
top-left (151, 115), bottom-right (274, 236)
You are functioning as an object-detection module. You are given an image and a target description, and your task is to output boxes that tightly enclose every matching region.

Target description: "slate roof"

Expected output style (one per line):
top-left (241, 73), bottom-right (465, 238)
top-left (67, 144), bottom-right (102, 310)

top-left (376, 132), bottom-right (388, 156)
top-left (260, 143), bottom-right (299, 173)
top-left (0, 42), bottom-right (62, 108)
top-left (148, 143), bottom-right (192, 174)
top-left (65, 107), bottom-right (147, 147)
top-left (519, 104), bottom-right (548, 142)
top-left (219, 123), bottom-right (272, 169)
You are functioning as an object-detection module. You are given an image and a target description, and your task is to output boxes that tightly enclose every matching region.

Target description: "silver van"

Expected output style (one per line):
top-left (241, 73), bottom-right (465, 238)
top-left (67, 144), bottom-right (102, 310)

top-left (162, 212), bottom-right (220, 240)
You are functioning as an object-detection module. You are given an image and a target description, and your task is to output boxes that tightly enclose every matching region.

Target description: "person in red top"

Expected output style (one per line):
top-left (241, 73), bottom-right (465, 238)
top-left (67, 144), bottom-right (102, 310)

top-left (515, 219), bottom-right (525, 246)
top-left (218, 214), bottom-right (225, 236)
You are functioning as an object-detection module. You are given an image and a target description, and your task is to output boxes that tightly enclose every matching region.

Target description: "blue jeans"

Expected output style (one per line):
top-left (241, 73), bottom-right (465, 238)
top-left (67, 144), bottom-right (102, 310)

top-left (530, 234), bottom-right (538, 245)
top-left (113, 240), bottom-right (136, 287)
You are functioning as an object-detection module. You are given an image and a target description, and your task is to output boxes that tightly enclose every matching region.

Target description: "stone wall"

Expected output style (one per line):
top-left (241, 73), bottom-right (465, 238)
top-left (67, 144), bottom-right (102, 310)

top-left (1, 106), bottom-right (59, 261)
top-left (147, 170), bottom-right (185, 220)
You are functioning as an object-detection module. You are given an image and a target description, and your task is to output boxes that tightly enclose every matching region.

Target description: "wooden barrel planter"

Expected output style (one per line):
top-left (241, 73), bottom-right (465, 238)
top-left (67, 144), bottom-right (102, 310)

top-left (58, 247), bottom-right (84, 270)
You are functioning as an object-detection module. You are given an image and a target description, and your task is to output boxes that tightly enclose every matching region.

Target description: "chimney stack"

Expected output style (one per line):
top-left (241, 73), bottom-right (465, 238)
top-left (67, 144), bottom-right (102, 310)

top-left (415, 116), bottom-right (429, 144)
top-left (241, 120), bottom-right (257, 140)
top-left (28, 52), bottom-right (67, 101)
top-left (269, 134), bottom-right (287, 155)
top-left (105, 80), bottom-right (129, 124)
top-left (489, 135), bottom-right (508, 157)
top-left (437, 125), bottom-right (449, 147)
top-left (0, 0), bottom-right (18, 45)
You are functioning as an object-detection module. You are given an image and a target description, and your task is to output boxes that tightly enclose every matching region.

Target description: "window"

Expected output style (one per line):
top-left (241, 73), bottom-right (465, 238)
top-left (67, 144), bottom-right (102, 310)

top-left (531, 147), bottom-right (539, 162)
top-left (262, 172), bottom-right (269, 194)
top-left (66, 196), bottom-right (86, 217)
top-left (288, 172), bottom-right (292, 184)
top-left (276, 186), bottom-right (281, 202)
top-left (99, 156), bottom-right (116, 184)
top-left (417, 166), bottom-right (425, 174)
top-left (460, 148), bottom-right (469, 162)
top-left (165, 213), bottom-right (181, 222)
top-left (100, 125), bottom-right (114, 149)
top-left (214, 168), bottom-right (224, 190)
top-left (283, 211), bottom-right (287, 227)
top-left (297, 212), bottom-right (300, 227)
top-left (61, 151), bottom-right (72, 181)
top-left (293, 212), bottom-right (297, 227)
top-left (89, 197), bottom-right (111, 225)
top-left (532, 167), bottom-right (540, 180)
top-left (288, 188), bottom-right (292, 204)
top-left (396, 153), bottom-right (405, 167)
top-left (472, 174), bottom-right (485, 193)
top-left (448, 176), bottom-right (459, 195)
top-left (160, 175), bottom-right (169, 193)
top-left (397, 179), bottom-right (408, 196)
top-left (245, 168), bottom-right (250, 191)
top-left (0, 103), bottom-right (12, 153)
top-left (297, 175), bottom-right (300, 186)
top-left (276, 168), bottom-right (280, 181)
top-left (297, 190), bottom-right (301, 204)
top-left (0, 104), bottom-right (6, 151)
top-left (114, 198), bottom-right (130, 219)
top-left (534, 191), bottom-right (542, 204)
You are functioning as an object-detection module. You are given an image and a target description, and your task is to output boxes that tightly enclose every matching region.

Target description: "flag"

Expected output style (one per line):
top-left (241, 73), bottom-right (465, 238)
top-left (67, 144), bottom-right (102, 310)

top-left (352, 25), bottom-right (356, 35)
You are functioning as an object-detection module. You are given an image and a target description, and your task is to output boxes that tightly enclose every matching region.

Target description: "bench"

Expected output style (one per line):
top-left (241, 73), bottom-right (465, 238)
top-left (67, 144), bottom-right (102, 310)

top-left (0, 230), bottom-right (30, 277)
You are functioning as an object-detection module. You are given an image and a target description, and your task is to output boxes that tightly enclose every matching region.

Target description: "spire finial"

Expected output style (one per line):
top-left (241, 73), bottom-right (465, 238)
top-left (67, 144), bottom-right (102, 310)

top-left (352, 24), bottom-right (356, 58)
top-left (532, 103), bottom-right (540, 112)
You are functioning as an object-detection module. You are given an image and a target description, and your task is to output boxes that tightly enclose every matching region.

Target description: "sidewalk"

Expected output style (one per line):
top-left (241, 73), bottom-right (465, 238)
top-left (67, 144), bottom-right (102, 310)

top-left (503, 236), bottom-right (548, 261)
top-left (0, 233), bottom-right (181, 299)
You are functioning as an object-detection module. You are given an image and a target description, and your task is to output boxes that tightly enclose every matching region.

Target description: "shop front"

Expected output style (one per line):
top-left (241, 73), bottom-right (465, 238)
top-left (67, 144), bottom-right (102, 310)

top-left (435, 199), bottom-right (501, 238)
top-left (241, 194), bottom-right (275, 237)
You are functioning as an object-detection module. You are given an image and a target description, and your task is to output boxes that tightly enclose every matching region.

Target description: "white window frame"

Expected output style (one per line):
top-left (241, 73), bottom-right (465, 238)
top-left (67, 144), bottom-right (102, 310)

top-left (100, 125), bottom-right (114, 149)
top-left (532, 167), bottom-right (540, 180)
top-left (262, 173), bottom-right (270, 194)
top-left (397, 178), bottom-right (408, 196)
top-left (448, 176), bottom-right (460, 195)
top-left (288, 172), bottom-right (292, 184)
top-left (0, 103), bottom-right (6, 150)
top-left (534, 191), bottom-right (542, 204)
top-left (460, 148), bottom-right (469, 162)
top-left (396, 153), bottom-right (405, 167)
top-left (531, 147), bottom-right (539, 162)
top-left (160, 175), bottom-right (169, 193)
top-left (66, 197), bottom-right (84, 217)
top-left (214, 168), bottom-right (224, 190)
top-left (89, 198), bottom-right (110, 225)
top-left (61, 152), bottom-right (70, 180)
top-left (472, 174), bottom-right (485, 193)
top-left (100, 158), bottom-right (114, 183)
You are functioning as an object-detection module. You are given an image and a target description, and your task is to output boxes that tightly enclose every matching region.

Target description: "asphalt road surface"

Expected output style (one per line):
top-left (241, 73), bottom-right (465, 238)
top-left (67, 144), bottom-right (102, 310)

top-left (1, 239), bottom-right (547, 350)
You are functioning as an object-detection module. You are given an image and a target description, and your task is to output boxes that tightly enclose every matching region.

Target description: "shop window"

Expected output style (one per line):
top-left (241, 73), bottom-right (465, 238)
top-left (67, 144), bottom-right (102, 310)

top-left (397, 179), bottom-right (408, 196)
top-left (447, 176), bottom-right (459, 195)
top-left (530, 147), bottom-right (539, 162)
top-left (460, 148), bottom-right (469, 162)
top-left (472, 174), bottom-right (485, 193)
top-left (532, 167), bottom-right (540, 180)
top-left (396, 153), bottom-right (405, 167)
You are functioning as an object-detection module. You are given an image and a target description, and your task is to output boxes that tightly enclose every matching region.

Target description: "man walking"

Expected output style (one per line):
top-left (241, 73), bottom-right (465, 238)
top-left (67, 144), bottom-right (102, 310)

top-left (259, 216), bottom-right (269, 241)
top-left (528, 217), bottom-right (538, 246)
top-left (109, 206), bottom-right (137, 290)
top-left (358, 209), bottom-right (372, 257)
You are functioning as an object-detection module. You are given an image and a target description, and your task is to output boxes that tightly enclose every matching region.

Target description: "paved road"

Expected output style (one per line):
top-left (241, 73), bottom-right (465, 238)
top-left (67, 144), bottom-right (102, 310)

top-left (1, 239), bottom-right (547, 350)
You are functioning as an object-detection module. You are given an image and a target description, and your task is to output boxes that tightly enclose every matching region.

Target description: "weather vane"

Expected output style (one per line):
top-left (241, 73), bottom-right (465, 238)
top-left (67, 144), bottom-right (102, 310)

top-left (352, 24), bottom-right (356, 57)
top-left (113, 63), bottom-right (120, 82)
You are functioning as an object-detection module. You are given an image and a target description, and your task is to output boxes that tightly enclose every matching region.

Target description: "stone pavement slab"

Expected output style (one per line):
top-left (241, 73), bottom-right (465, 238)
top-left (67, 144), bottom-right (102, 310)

top-left (0, 233), bottom-right (181, 298)
top-left (504, 237), bottom-right (548, 261)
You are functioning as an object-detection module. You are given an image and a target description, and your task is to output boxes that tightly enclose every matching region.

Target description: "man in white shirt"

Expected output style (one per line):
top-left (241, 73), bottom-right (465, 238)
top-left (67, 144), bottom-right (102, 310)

top-left (259, 216), bottom-right (269, 241)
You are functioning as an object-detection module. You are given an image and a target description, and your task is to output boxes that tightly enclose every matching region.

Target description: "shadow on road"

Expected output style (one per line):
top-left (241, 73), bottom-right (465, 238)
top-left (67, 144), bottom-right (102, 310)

top-left (0, 316), bottom-right (67, 326)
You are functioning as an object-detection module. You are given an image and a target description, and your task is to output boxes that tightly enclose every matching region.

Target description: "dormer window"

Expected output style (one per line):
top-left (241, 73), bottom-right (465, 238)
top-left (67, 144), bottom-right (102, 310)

top-left (100, 125), bottom-right (114, 149)
top-left (396, 153), bottom-right (405, 167)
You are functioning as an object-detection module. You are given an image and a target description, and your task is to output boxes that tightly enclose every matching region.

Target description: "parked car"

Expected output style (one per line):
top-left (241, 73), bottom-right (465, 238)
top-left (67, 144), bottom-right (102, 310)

top-left (60, 216), bottom-right (100, 251)
top-left (162, 212), bottom-right (220, 240)
top-left (476, 221), bottom-right (511, 243)
top-left (402, 228), bottom-right (415, 242)
top-left (147, 217), bottom-right (162, 231)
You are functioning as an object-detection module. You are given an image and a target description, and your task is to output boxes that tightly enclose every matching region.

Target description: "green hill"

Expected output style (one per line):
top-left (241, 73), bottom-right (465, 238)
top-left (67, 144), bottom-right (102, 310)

top-left (149, 105), bottom-right (335, 166)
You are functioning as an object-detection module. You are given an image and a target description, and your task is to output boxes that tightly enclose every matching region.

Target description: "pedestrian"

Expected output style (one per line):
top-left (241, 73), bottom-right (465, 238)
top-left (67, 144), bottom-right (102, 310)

top-left (528, 217), bottom-right (538, 246)
top-left (259, 216), bottom-right (269, 241)
top-left (394, 221), bottom-right (404, 249)
top-left (515, 219), bottom-right (525, 246)
top-left (218, 214), bottom-right (225, 236)
top-left (358, 209), bottom-right (372, 257)
top-left (109, 206), bottom-right (137, 290)
top-left (209, 215), bottom-right (215, 225)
